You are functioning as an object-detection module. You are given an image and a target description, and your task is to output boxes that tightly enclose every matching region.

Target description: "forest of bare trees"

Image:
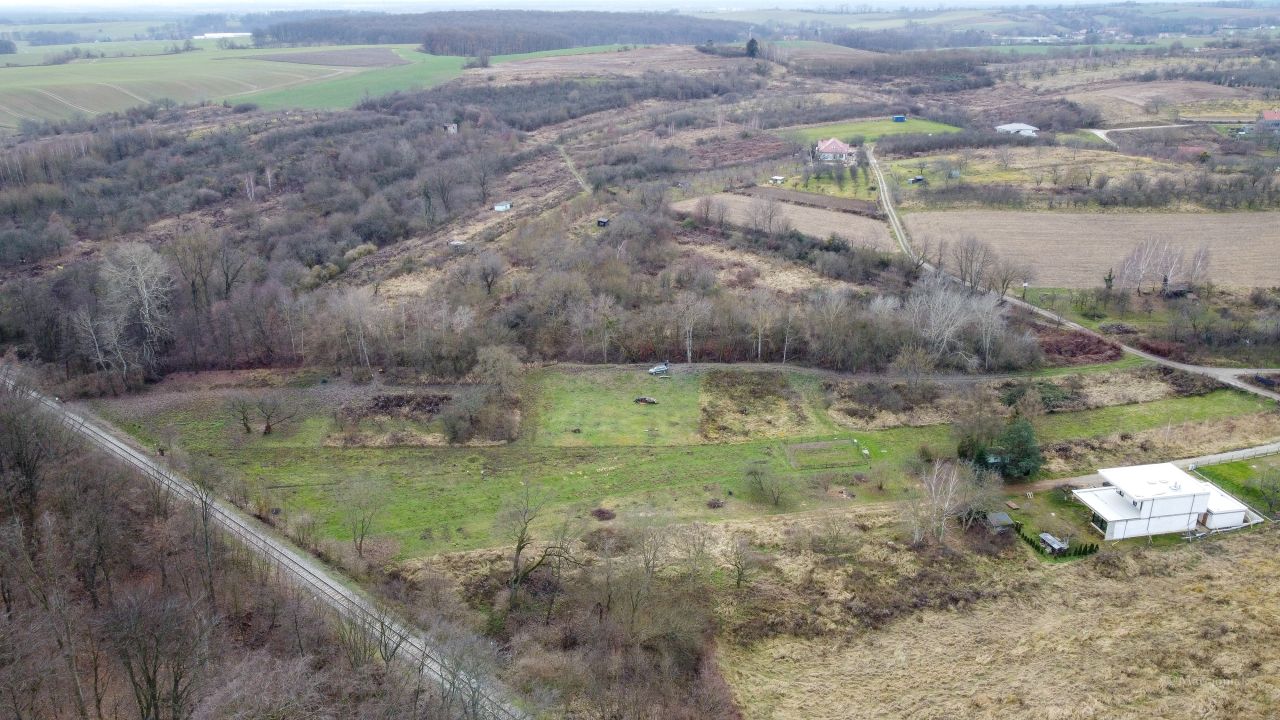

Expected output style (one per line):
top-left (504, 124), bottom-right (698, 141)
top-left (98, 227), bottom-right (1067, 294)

top-left (0, 384), bottom-right (503, 718)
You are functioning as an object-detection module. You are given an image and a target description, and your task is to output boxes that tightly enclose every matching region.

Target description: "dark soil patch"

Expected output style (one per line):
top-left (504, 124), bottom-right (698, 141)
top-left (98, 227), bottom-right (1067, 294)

top-left (1036, 327), bottom-right (1122, 365)
top-left (1147, 366), bottom-right (1221, 396)
top-left (830, 379), bottom-right (942, 420)
top-left (699, 369), bottom-right (806, 439)
top-left (369, 393), bottom-right (451, 417)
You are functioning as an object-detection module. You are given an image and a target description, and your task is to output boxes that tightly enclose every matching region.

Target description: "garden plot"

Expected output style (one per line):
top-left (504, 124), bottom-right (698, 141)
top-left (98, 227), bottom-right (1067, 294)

top-left (785, 439), bottom-right (876, 471)
top-left (1063, 80), bottom-right (1256, 124)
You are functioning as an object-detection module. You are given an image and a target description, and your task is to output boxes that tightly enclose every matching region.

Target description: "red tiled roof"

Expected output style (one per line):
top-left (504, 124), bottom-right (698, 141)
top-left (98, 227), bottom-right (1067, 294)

top-left (815, 138), bottom-right (852, 154)
top-left (1263, 109), bottom-right (1280, 121)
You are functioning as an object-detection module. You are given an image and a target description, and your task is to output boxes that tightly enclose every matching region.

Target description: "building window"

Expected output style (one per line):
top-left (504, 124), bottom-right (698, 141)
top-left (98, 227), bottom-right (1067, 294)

top-left (1090, 512), bottom-right (1108, 533)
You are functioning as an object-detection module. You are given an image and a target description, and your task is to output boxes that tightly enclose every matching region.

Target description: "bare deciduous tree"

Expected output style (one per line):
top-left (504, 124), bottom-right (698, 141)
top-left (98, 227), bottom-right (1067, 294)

top-left (470, 251), bottom-right (508, 296)
top-left (340, 480), bottom-right (385, 559)
top-left (905, 460), bottom-right (967, 545)
top-left (100, 243), bottom-right (175, 374)
top-left (672, 291), bottom-right (712, 365)
top-left (225, 394), bottom-right (255, 434)
top-left (746, 288), bottom-right (777, 361)
top-left (255, 394), bottom-right (297, 436)
top-left (498, 480), bottom-right (573, 611)
top-left (725, 534), bottom-right (759, 589)
top-left (951, 235), bottom-right (993, 291)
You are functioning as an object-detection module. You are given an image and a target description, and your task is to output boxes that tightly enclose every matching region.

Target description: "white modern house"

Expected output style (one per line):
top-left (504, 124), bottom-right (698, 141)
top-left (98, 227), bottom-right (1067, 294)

top-left (1074, 463), bottom-right (1258, 541)
top-left (995, 122), bottom-right (1039, 137)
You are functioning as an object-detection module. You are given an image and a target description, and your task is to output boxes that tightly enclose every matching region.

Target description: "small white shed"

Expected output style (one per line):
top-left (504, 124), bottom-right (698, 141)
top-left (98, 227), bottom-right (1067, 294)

top-left (493, 201), bottom-right (512, 212)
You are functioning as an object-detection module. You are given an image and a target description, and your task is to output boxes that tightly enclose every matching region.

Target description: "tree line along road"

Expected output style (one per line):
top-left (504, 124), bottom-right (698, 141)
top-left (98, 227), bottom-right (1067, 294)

top-left (0, 369), bottom-right (529, 720)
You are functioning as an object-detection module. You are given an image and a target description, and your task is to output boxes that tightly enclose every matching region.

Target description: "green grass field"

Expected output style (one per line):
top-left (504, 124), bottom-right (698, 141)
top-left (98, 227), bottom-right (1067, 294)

top-left (780, 118), bottom-right (962, 145)
top-left (91, 362), bottom-right (1275, 558)
top-left (1196, 455), bottom-right (1280, 513)
top-left (0, 43), bottom-right (623, 131)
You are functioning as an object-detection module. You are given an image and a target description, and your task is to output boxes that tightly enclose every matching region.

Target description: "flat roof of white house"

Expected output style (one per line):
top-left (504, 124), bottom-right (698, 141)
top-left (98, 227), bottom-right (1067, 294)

top-left (1075, 486), bottom-right (1139, 521)
top-left (1206, 483), bottom-right (1249, 515)
top-left (1099, 463), bottom-right (1204, 501)
top-left (996, 122), bottom-right (1039, 132)
top-left (1081, 463), bottom-right (1249, 520)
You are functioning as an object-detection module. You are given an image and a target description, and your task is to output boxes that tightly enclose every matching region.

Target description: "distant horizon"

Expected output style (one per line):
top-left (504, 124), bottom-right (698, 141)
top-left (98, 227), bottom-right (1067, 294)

top-left (7, 0), bottom-right (1271, 19)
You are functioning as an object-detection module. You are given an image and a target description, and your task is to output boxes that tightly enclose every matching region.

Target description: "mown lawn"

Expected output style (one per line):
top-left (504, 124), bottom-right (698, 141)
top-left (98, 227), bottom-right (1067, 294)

top-left (1196, 455), bottom-right (1280, 513)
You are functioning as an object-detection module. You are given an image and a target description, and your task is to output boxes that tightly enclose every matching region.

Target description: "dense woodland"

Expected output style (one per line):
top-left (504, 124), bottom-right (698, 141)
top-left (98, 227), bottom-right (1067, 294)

top-left (0, 62), bottom-right (1048, 406)
top-left (254, 11), bottom-right (751, 55)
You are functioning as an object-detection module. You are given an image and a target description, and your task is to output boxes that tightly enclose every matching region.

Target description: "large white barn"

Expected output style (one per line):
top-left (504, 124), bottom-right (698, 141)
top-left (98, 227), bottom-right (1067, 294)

top-left (1074, 463), bottom-right (1257, 541)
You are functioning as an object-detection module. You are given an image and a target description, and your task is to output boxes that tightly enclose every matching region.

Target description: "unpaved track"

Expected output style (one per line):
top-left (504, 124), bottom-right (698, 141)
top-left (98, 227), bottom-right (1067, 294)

top-left (0, 371), bottom-right (528, 720)
top-left (865, 143), bottom-right (1280, 404)
top-left (1088, 123), bottom-right (1190, 147)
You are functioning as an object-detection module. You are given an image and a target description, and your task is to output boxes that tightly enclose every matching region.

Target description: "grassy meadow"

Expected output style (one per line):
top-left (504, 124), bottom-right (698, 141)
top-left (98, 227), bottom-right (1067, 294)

top-left (91, 362), bottom-right (1278, 559)
top-left (780, 117), bottom-right (962, 144)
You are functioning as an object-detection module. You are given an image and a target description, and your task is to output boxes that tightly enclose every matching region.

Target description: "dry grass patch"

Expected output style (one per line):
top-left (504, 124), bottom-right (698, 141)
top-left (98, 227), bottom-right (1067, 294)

top-left (676, 232), bottom-right (847, 294)
top-left (672, 193), bottom-right (894, 252)
top-left (1063, 80), bottom-right (1253, 124)
top-left (904, 211), bottom-right (1280, 288)
top-left (699, 370), bottom-right (814, 441)
top-left (1042, 411), bottom-right (1280, 474)
top-left (720, 526), bottom-right (1280, 720)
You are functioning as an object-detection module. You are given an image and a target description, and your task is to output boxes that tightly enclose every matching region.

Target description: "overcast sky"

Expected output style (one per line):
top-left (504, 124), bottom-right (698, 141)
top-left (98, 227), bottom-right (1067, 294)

top-left (3, 0), bottom-right (1174, 15)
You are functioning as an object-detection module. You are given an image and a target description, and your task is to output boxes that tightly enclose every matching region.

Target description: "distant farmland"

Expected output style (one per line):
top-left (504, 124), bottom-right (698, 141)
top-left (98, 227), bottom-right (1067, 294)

top-left (0, 44), bottom-right (621, 132)
top-left (904, 210), bottom-right (1280, 288)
